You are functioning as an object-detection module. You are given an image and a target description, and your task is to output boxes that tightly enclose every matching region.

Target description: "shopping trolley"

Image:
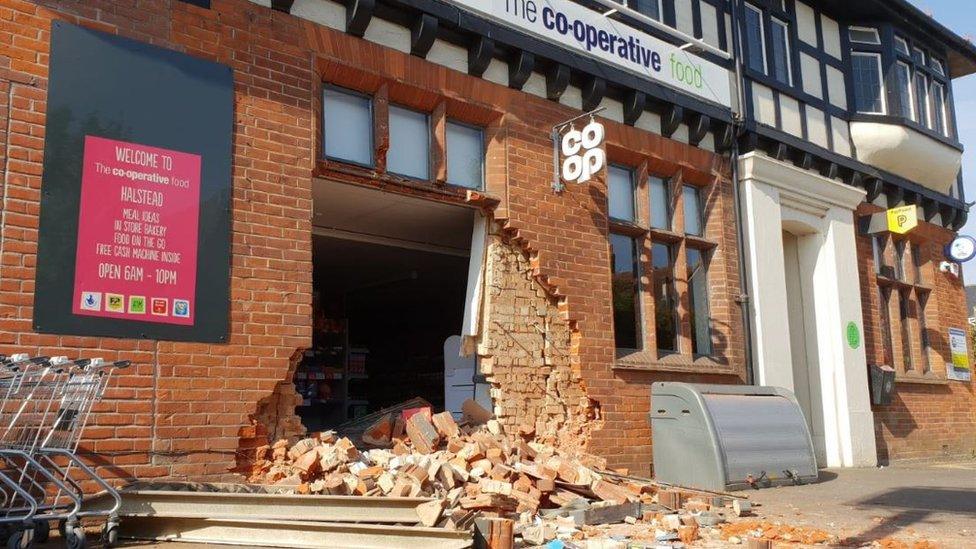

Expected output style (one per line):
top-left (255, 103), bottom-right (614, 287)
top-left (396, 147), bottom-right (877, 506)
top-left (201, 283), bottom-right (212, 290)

top-left (0, 354), bottom-right (129, 549)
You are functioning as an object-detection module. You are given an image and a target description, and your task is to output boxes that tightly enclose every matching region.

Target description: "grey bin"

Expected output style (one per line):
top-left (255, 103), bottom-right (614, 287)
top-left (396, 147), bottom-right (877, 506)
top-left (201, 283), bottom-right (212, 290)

top-left (650, 383), bottom-right (819, 492)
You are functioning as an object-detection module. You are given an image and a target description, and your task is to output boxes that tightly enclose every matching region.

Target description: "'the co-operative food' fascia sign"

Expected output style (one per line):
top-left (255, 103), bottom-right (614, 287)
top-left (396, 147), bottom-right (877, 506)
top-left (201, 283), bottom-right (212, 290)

top-left (448, 0), bottom-right (733, 109)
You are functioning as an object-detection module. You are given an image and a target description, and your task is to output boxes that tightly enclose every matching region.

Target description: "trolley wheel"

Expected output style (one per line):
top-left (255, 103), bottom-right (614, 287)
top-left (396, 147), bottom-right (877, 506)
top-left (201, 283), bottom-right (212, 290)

top-left (31, 522), bottom-right (48, 544)
top-left (102, 522), bottom-right (119, 547)
top-left (6, 528), bottom-right (31, 549)
top-left (65, 527), bottom-right (85, 549)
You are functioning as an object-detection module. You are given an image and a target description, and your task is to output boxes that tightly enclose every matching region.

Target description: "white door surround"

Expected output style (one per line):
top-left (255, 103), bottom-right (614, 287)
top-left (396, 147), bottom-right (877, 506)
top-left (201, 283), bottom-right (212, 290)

top-left (738, 152), bottom-right (877, 468)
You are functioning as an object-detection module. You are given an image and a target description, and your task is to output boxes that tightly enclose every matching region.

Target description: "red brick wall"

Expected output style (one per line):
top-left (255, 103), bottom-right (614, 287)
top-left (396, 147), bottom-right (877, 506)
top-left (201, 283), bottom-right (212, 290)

top-left (0, 0), bottom-right (745, 481)
top-left (0, 0), bottom-right (313, 481)
top-left (856, 203), bottom-right (976, 462)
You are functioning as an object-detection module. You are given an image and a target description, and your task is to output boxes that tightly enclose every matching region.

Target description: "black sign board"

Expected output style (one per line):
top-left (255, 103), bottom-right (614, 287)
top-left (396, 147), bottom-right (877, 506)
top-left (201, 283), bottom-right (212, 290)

top-left (34, 22), bottom-right (232, 342)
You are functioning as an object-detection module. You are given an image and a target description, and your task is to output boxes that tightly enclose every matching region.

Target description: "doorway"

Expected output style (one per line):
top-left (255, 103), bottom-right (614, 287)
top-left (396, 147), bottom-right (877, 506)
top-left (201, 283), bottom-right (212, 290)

top-left (298, 180), bottom-right (483, 432)
top-left (782, 229), bottom-right (827, 465)
top-left (738, 152), bottom-right (877, 468)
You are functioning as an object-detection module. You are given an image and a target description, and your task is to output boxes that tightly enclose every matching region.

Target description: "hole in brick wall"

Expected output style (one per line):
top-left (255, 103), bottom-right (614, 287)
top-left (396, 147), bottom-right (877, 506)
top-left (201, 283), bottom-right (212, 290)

top-left (294, 180), bottom-right (480, 436)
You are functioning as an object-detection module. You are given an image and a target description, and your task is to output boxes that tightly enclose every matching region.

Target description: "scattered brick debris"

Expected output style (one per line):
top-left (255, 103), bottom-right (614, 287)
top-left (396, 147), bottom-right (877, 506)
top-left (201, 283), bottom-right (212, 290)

top-left (720, 519), bottom-right (837, 545)
top-left (246, 399), bottom-right (934, 548)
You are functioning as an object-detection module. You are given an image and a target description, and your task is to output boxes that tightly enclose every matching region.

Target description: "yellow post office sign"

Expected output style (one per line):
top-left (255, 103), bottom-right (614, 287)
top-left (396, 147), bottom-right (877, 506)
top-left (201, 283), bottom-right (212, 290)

top-left (886, 205), bottom-right (917, 234)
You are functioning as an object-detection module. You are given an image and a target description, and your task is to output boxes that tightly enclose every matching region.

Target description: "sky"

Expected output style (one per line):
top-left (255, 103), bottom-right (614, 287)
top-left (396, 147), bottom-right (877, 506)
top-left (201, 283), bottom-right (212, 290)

top-left (910, 0), bottom-right (976, 282)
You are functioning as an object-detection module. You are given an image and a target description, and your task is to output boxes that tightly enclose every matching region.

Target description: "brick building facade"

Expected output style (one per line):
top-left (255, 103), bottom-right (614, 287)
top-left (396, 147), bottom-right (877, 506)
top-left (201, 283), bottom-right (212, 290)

top-left (0, 0), bottom-right (973, 484)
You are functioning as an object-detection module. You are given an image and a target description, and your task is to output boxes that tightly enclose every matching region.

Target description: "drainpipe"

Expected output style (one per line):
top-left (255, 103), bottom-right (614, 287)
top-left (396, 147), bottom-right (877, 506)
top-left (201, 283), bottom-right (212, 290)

top-left (728, 0), bottom-right (756, 385)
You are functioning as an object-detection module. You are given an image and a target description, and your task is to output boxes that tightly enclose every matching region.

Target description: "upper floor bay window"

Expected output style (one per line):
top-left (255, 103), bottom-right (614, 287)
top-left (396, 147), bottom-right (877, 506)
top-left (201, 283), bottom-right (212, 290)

top-left (849, 29), bottom-right (956, 138)
top-left (852, 52), bottom-right (885, 114)
top-left (323, 87), bottom-right (374, 166)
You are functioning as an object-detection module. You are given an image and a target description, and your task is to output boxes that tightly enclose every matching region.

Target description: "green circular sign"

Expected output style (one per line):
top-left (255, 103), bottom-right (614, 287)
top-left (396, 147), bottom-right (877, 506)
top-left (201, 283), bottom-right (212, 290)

top-left (846, 322), bottom-right (861, 349)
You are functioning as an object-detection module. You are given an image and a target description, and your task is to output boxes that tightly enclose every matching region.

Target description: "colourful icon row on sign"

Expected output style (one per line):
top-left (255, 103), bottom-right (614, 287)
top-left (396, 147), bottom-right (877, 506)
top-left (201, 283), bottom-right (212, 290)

top-left (80, 292), bottom-right (190, 318)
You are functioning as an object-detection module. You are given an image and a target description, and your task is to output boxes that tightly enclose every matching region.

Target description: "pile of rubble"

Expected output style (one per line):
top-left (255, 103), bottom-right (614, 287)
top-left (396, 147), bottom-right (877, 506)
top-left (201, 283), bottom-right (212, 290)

top-left (245, 400), bottom-right (792, 547)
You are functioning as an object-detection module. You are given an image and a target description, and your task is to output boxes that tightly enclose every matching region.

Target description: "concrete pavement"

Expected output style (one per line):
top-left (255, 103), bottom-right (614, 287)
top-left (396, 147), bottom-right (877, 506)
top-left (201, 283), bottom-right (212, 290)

top-left (735, 459), bottom-right (976, 547)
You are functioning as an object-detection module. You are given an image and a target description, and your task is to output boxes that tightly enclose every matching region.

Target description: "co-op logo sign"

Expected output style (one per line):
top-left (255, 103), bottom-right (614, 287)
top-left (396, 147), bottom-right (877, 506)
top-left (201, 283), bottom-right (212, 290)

top-left (560, 119), bottom-right (605, 185)
top-left (449, 0), bottom-right (731, 107)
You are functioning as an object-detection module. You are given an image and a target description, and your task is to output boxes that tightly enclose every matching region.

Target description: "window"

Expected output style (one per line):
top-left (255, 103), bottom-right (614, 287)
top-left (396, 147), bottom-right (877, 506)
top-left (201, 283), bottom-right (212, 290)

top-left (745, 4), bottom-right (767, 74)
top-left (628, 0), bottom-right (661, 21)
top-left (898, 290), bottom-right (915, 371)
top-left (610, 234), bottom-right (642, 350)
top-left (878, 287), bottom-right (894, 366)
top-left (915, 71), bottom-right (930, 127)
top-left (848, 26), bottom-right (880, 44)
top-left (911, 47), bottom-right (926, 66)
top-left (895, 62), bottom-right (915, 121)
top-left (607, 172), bottom-right (716, 361)
top-left (872, 235), bottom-right (884, 275)
top-left (932, 58), bottom-right (946, 76)
top-left (894, 36), bottom-right (910, 56)
top-left (323, 87), bottom-right (373, 166)
top-left (649, 177), bottom-right (670, 230)
top-left (874, 237), bottom-right (934, 377)
top-left (930, 82), bottom-right (948, 136)
top-left (446, 121), bottom-right (484, 189)
top-left (687, 248), bottom-right (712, 356)
top-left (917, 291), bottom-right (931, 373)
top-left (388, 105), bottom-right (430, 179)
top-left (894, 240), bottom-right (907, 281)
top-left (608, 165), bottom-right (636, 221)
top-left (911, 243), bottom-right (923, 284)
top-left (770, 18), bottom-right (792, 85)
top-left (652, 243), bottom-right (679, 353)
top-left (852, 52), bottom-right (885, 114)
top-left (683, 186), bottom-right (703, 236)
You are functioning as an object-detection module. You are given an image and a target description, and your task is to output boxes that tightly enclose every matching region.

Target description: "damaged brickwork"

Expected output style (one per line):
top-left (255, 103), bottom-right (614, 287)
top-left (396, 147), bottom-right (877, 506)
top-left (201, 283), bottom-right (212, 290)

top-left (476, 223), bottom-right (601, 454)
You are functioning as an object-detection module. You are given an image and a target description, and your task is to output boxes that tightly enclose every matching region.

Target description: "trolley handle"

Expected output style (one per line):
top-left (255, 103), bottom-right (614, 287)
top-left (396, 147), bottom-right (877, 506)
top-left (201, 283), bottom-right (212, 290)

top-left (29, 356), bottom-right (51, 364)
top-left (89, 359), bottom-right (130, 371)
top-left (73, 358), bottom-right (92, 368)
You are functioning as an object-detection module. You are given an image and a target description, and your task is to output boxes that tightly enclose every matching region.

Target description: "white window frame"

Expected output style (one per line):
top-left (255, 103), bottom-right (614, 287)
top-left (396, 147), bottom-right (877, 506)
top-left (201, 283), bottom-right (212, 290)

top-left (852, 52), bottom-right (886, 115)
top-left (915, 72), bottom-right (930, 128)
top-left (930, 82), bottom-right (948, 136)
top-left (745, 3), bottom-right (768, 74)
top-left (912, 47), bottom-right (926, 66)
top-left (894, 36), bottom-right (910, 56)
top-left (896, 61), bottom-right (916, 121)
top-left (848, 26), bottom-right (881, 45)
top-left (770, 17), bottom-right (793, 85)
